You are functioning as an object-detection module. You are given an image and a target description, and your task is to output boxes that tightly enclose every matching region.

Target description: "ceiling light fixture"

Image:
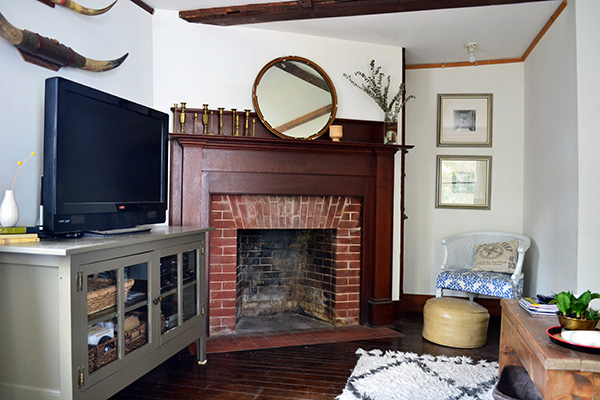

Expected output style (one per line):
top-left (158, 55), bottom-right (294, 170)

top-left (465, 42), bottom-right (478, 63)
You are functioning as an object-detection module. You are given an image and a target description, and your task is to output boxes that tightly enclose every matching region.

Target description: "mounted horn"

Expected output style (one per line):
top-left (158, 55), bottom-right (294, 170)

top-left (0, 12), bottom-right (128, 72)
top-left (50, 0), bottom-right (118, 16)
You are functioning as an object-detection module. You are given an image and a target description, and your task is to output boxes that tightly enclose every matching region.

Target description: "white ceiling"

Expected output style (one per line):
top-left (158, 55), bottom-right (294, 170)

top-left (142, 0), bottom-right (563, 65)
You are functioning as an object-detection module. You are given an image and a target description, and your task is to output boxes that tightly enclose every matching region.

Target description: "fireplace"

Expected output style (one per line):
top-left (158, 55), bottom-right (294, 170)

top-left (210, 195), bottom-right (361, 334)
top-left (169, 121), bottom-right (410, 335)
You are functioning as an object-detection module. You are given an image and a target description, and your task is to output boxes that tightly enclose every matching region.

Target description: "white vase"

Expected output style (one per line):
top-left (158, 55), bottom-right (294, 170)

top-left (0, 190), bottom-right (20, 227)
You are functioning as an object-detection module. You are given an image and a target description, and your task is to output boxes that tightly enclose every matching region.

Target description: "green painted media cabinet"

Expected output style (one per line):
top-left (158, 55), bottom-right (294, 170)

top-left (0, 226), bottom-right (211, 400)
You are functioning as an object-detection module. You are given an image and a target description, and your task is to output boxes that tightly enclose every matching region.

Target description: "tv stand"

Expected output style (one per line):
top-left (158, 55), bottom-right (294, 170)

top-left (0, 226), bottom-right (211, 400)
top-left (86, 225), bottom-right (152, 236)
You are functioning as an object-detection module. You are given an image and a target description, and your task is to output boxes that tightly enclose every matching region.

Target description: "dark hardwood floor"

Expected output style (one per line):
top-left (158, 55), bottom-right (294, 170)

top-left (109, 312), bottom-right (500, 399)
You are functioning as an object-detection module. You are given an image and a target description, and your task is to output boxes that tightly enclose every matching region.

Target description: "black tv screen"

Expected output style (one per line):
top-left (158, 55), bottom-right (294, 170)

top-left (43, 77), bottom-right (169, 236)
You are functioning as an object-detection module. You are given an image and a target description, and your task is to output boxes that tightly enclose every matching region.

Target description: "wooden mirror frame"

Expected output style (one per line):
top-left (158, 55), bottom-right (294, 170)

top-left (252, 56), bottom-right (338, 140)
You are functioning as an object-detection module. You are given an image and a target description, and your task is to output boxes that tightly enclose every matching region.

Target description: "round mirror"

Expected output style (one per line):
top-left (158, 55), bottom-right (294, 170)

top-left (252, 56), bottom-right (338, 140)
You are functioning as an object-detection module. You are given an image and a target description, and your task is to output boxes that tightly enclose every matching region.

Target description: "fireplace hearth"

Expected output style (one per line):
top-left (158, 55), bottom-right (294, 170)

top-left (235, 314), bottom-right (333, 335)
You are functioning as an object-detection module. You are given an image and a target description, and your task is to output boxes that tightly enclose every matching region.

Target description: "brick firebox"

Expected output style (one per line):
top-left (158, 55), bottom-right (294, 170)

top-left (209, 194), bottom-right (361, 335)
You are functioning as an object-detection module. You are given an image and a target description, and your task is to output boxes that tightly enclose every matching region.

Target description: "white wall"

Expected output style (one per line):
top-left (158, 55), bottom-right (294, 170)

top-left (404, 63), bottom-right (525, 295)
top-left (523, 1), bottom-right (579, 295)
top-left (404, 0), bottom-right (598, 299)
top-left (151, 10), bottom-right (404, 123)
top-left (0, 1), bottom-right (154, 226)
top-left (574, 0), bottom-right (600, 295)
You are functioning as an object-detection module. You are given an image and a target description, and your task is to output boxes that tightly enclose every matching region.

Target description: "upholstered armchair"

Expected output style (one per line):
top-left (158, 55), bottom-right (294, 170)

top-left (435, 231), bottom-right (531, 300)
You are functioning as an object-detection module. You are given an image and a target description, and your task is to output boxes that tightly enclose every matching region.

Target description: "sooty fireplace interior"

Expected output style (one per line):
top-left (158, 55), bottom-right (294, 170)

top-left (237, 229), bottom-right (336, 325)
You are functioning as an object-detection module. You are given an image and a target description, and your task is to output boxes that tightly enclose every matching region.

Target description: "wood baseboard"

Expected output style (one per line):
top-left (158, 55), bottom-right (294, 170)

top-left (396, 294), bottom-right (501, 318)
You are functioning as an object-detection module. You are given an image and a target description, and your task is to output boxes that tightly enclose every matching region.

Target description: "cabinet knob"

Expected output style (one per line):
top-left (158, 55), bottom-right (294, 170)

top-left (153, 296), bottom-right (163, 305)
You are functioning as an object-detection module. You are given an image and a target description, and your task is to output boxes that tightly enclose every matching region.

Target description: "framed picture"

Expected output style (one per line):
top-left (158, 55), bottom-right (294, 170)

top-left (436, 155), bottom-right (492, 209)
top-left (437, 93), bottom-right (492, 147)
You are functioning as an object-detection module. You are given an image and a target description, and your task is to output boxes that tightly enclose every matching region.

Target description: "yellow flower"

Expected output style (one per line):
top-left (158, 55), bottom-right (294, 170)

top-left (11, 152), bottom-right (36, 190)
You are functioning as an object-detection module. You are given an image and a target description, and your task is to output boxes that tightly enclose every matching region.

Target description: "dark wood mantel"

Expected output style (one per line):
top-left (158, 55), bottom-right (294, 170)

top-left (169, 130), bottom-right (412, 326)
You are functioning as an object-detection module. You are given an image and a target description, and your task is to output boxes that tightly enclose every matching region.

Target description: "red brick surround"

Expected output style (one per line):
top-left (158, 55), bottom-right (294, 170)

top-left (209, 195), bottom-right (362, 335)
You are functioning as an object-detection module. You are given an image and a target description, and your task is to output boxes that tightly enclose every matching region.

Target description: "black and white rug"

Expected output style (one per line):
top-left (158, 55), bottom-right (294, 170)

top-left (337, 349), bottom-right (499, 400)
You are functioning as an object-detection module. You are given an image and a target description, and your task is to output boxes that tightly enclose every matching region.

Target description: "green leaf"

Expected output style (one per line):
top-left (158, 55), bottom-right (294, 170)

top-left (550, 292), bottom-right (572, 315)
top-left (587, 308), bottom-right (600, 321)
top-left (550, 290), bottom-right (600, 318)
top-left (579, 290), bottom-right (592, 306)
top-left (343, 60), bottom-right (414, 115)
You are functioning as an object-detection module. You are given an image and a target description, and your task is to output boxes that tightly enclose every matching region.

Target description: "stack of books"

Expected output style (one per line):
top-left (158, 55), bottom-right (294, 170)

top-left (0, 226), bottom-right (40, 245)
top-left (519, 296), bottom-right (558, 315)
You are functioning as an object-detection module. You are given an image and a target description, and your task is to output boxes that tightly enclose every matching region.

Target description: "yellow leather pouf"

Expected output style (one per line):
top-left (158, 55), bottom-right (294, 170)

top-left (422, 297), bottom-right (490, 348)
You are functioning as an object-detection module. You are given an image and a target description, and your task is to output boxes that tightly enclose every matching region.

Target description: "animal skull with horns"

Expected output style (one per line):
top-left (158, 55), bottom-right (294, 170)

top-left (49, 0), bottom-right (118, 16)
top-left (0, 12), bottom-right (128, 72)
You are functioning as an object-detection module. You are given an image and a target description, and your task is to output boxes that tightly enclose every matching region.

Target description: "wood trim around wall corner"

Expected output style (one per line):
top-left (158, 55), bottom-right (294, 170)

top-left (521, 0), bottom-right (567, 61)
top-left (406, 58), bottom-right (523, 70)
top-left (397, 294), bottom-right (501, 316)
top-left (405, 0), bottom-right (567, 70)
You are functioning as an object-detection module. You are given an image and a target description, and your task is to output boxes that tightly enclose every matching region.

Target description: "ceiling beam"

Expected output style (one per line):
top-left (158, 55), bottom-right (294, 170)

top-left (130, 0), bottom-right (154, 14)
top-left (180, 0), bottom-right (555, 26)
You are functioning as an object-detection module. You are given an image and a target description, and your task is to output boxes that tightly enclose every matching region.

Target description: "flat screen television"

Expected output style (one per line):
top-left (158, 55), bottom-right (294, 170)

top-left (42, 77), bottom-right (169, 236)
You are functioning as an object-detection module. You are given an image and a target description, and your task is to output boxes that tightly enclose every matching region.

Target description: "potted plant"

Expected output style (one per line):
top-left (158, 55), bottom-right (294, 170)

top-left (343, 60), bottom-right (415, 144)
top-left (550, 290), bottom-right (600, 330)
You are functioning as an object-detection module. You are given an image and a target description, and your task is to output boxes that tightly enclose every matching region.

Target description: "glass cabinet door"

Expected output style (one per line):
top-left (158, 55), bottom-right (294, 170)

top-left (123, 262), bottom-right (150, 355)
top-left (158, 245), bottom-right (202, 338)
top-left (182, 249), bottom-right (198, 323)
top-left (86, 267), bottom-right (120, 374)
top-left (83, 253), bottom-right (151, 376)
top-left (159, 254), bottom-right (179, 334)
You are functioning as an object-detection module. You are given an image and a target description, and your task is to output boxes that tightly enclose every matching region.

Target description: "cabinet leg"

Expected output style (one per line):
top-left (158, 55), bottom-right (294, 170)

top-left (196, 337), bottom-right (207, 365)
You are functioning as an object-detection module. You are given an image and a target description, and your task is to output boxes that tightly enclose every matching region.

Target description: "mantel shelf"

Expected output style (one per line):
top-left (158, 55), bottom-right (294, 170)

top-left (170, 133), bottom-right (414, 154)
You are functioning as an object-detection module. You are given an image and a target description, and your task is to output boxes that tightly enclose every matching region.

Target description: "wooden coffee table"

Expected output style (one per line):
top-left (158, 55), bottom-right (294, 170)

top-left (500, 299), bottom-right (600, 399)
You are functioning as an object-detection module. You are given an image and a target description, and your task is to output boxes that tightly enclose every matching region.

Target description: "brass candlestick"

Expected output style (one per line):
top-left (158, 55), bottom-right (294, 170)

top-left (194, 113), bottom-right (198, 134)
top-left (235, 113), bottom-right (240, 136)
top-left (179, 102), bottom-right (186, 133)
top-left (202, 104), bottom-right (209, 134)
top-left (173, 103), bottom-right (179, 132)
top-left (209, 111), bottom-right (215, 135)
top-left (244, 109), bottom-right (251, 136)
top-left (252, 118), bottom-right (256, 137)
top-left (231, 108), bottom-right (237, 136)
top-left (218, 108), bottom-right (224, 135)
